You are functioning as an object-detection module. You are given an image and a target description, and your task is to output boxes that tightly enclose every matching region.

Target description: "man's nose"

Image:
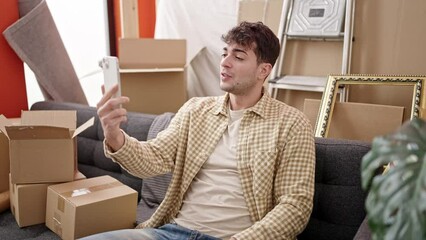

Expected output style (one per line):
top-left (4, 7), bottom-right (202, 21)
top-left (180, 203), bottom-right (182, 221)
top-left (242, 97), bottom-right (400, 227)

top-left (221, 55), bottom-right (232, 68)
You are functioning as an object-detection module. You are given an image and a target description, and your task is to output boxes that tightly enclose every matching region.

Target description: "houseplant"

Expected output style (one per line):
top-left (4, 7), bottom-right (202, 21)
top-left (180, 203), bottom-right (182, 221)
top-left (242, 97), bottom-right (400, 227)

top-left (361, 117), bottom-right (426, 240)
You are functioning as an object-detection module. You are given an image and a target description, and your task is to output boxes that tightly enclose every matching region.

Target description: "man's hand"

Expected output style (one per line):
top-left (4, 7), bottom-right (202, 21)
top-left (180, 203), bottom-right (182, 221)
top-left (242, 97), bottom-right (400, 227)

top-left (97, 84), bottom-right (129, 152)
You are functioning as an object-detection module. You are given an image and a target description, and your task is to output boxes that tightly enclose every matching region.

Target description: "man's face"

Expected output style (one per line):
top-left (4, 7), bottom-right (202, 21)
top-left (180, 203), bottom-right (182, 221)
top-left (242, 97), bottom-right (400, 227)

top-left (219, 43), bottom-right (264, 95)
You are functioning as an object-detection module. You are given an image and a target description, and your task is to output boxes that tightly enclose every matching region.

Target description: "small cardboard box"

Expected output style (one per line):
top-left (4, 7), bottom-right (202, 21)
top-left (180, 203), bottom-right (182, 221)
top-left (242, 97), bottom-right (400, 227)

top-left (0, 118), bottom-right (20, 192)
top-left (303, 99), bottom-right (405, 142)
top-left (46, 175), bottom-right (138, 240)
top-left (119, 38), bottom-right (187, 114)
top-left (0, 111), bottom-right (94, 184)
top-left (9, 172), bottom-right (86, 228)
top-left (10, 176), bottom-right (51, 227)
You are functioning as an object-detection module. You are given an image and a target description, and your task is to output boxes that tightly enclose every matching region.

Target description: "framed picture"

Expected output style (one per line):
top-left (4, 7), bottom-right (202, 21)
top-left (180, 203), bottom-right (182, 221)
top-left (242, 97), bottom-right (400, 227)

top-left (315, 74), bottom-right (426, 138)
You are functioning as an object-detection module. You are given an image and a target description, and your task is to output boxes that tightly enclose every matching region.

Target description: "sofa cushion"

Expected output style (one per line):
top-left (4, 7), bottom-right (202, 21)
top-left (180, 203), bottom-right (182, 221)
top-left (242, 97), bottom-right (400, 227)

top-left (137, 112), bottom-right (175, 223)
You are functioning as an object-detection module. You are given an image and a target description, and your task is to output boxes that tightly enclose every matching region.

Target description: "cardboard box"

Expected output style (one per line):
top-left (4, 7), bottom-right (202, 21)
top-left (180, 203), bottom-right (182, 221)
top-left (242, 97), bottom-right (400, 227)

top-left (9, 174), bottom-right (51, 227)
top-left (46, 175), bottom-right (138, 240)
top-left (303, 99), bottom-right (405, 142)
top-left (9, 171), bottom-right (86, 228)
top-left (119, 38), bottom-right (187, 114)
top-left (0, 131), bottom-right (9, 193)
top-left (0, 111), bottom-right (94, 184)
top-left (237, 0), bottom-right (283, 36)
top-left (0, 118), bottom-right (20, 192)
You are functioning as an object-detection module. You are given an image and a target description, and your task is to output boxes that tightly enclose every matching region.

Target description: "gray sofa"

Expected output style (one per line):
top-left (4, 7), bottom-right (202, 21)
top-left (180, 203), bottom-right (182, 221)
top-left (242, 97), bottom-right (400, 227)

top-left (0, 101), bottom-right (372, 240)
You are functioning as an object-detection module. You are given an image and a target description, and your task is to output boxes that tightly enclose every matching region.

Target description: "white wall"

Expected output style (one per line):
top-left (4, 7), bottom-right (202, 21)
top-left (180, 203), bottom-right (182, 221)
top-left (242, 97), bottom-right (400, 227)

top-left (25, 0), bottom-right (110, 107)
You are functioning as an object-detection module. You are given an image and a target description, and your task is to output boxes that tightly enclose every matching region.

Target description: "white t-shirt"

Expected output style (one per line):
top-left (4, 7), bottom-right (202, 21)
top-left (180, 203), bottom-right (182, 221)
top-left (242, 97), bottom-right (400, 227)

top-left (174, 108), bottom-right (252, 239)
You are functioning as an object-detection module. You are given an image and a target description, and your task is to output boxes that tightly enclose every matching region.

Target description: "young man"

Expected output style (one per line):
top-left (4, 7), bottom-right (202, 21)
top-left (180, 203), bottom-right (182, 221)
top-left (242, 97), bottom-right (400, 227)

top-left (85, 21), bottom-right (315, 240)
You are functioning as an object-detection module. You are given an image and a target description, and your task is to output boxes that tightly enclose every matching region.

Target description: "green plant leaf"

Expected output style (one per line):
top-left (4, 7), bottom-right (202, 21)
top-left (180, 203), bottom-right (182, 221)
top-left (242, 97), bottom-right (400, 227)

top-left (361, 118), bottom-right (426, 240)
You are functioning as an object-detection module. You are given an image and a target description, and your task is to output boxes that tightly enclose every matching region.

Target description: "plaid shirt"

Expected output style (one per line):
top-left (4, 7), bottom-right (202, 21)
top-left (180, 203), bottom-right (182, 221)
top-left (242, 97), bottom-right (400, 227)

top-left (106, 92), bottom-right (315, 240)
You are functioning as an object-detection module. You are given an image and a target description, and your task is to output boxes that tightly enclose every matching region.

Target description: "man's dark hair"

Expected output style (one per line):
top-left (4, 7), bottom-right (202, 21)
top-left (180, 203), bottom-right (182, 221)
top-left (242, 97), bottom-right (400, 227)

top-left (221, 21), bottom-right (280, 67)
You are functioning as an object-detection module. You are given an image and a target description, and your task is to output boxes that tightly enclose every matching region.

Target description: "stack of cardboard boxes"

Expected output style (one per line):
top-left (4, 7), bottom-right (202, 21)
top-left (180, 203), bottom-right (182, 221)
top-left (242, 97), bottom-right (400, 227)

top-left (0, 110), bottom-right (138, 239)
top-left (0, 111), bottom-right (92, 228)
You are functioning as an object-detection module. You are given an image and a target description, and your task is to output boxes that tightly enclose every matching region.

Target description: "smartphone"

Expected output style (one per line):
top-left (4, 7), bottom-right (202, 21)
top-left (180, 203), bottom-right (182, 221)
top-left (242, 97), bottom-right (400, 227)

top-left (100, 56), bottom-right (121, 98)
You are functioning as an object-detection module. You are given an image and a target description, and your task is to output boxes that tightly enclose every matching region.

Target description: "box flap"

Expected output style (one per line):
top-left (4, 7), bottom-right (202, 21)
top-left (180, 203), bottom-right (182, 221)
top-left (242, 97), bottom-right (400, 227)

top-left (5, 126), bottom-right (71, 140)
top-left (72, 117), bottom-right (94, 138)
top-left (21, 111), bottom-right (76, 130)
top-left (119, 38), bottom-right (186, 69)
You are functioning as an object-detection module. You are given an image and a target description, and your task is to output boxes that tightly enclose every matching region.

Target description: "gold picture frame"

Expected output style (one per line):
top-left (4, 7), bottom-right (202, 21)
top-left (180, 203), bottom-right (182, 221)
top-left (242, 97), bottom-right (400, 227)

top-left (315, 74), bottom-right (426, 138)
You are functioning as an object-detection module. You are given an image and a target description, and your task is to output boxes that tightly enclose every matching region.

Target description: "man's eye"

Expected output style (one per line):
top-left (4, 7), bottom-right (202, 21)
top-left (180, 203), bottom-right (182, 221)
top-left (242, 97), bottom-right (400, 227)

top-left (235, 56), bottom-right (243, 60)
top-left (221, 53), bottom-right (227, 58)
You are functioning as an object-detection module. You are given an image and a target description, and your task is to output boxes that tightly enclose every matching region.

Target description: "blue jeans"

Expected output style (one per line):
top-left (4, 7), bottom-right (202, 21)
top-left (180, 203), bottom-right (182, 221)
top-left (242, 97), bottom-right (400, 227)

top-left (78, 223), bottom-right (222, 240)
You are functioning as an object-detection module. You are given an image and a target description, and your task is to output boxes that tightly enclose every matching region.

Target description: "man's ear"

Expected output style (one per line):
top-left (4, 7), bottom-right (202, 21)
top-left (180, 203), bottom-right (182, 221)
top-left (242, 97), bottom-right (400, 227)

top-left (259, 63), bottom-right (273, 81)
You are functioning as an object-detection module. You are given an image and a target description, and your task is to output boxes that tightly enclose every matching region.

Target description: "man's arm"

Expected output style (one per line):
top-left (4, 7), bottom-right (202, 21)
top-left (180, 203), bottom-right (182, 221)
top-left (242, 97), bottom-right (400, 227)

top-left (100, 97), bottom-right (196, 179)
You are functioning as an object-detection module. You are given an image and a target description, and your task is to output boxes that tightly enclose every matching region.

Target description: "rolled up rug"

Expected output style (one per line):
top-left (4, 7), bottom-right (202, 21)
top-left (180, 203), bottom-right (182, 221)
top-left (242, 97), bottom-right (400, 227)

top-left (3, 0), bottom-right (88, 104)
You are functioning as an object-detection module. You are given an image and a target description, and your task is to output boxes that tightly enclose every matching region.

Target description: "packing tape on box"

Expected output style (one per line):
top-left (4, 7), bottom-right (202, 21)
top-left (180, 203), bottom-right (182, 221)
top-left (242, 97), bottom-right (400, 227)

top-left (53, 211), bottom-right (63, 238)
top-left (54, 198), bottom-right (65, 237)
top-left (62, 181), bottom-right (122, 199)
top-left (56, 181), bottom-right (122, 212)
top-left (57, 196), bottom-right (65, 213)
